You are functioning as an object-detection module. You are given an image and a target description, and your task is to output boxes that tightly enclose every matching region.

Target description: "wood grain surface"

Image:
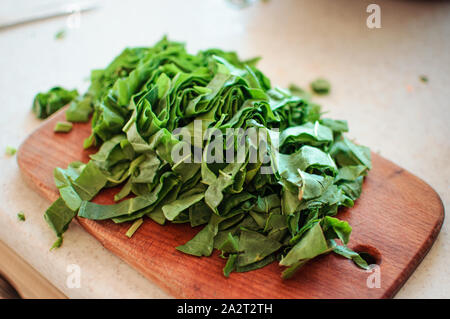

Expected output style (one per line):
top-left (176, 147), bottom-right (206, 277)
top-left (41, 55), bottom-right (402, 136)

top-left (17, 109), bottom-right (444, 299)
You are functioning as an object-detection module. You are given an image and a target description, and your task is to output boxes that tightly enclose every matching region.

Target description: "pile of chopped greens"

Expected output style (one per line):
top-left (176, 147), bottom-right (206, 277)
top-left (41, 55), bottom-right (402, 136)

top-left (44, 37), bottom-right (372, 278)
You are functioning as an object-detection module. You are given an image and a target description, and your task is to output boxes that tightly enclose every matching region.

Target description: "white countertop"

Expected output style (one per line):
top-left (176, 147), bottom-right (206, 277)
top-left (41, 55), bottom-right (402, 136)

top-left (0, 0), bottom-right (448, 298)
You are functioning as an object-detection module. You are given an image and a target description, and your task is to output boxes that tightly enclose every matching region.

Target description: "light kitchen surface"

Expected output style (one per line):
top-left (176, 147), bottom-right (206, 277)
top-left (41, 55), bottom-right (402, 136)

top-left (0, 0), bottom-right (448, 298)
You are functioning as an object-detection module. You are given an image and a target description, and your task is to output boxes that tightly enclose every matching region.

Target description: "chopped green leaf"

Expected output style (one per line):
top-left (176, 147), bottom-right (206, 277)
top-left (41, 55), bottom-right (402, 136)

top-left (66, 96), bottom-right (93, 122)
top-left (55, 29), bottom-right (66, 40)
top-left (5, 146), bottom-right (16, 156)
top-left (54, 121), bottom-right (73, 133)
top-left (237, 230), bottom-right (282, 267)
top-left (17, 212), bottom-right (26, 221)
top-left (419, 75), bottom-right (428, 83)
top-left (126, 218), bottom-right (143, 238)
top-left (44, 197), bottom-right (77, 249)
top-left (223, 253), bottom-right (237, 277)
top-left (310, 78), bottom-right (331, 95)
top-left (329, 240), bottom-right (370, 270)
top-left (32, 87), bottom-right (78, 119)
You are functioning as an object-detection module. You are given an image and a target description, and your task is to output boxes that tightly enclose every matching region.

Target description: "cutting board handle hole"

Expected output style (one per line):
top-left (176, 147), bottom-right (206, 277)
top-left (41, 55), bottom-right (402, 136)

top-left (352, 244), bottom-right (382, 266)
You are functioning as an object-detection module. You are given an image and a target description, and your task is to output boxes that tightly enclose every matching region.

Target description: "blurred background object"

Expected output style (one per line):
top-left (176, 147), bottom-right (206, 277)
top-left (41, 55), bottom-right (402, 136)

top-left (0, 275), bottom-right (20, 299)
top-left (0, 0), bottom-right (99, 30)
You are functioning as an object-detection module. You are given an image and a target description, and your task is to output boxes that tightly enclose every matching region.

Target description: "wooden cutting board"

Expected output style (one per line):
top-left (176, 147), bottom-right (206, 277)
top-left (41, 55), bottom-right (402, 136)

top-left (17, 109), bottom-right (444, 299)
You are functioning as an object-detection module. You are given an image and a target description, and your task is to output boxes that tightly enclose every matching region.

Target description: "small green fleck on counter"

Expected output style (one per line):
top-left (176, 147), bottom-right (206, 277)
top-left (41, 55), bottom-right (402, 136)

top-left (419, 75), bottom-right (428, 83)
top-left (17, 212), bottom-right (26, 221)
top-left (310, 78), bottom-right (331, 95)
top-left (5, 146), bottom-right (16, 156)
top-left (289, 83), bottom-right (312, 100)
top-left (54, 121), bottom-right (73, 133)
top-left (41, 37), bottom-right (372, 279)
top-left (55, 29), bottom-right (66, 40)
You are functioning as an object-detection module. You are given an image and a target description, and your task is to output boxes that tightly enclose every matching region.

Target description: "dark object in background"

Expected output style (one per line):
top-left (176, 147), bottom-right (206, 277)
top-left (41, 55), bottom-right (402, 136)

top-left (32, 87), bottom-right (78, 119)
top-left (0, 275), bottom-right (20, 299)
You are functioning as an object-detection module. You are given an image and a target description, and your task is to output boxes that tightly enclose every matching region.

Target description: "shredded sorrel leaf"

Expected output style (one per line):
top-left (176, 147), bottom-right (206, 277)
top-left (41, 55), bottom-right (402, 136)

top-left (310, 78), bottom-right (331, 95)
top-left (32, 87), bottom-right (78, 119)
top-left (54, 121), bottom-right (73, 133)
top-left (43, 37), bottom-right (371, 279)
top-left (17, 212), bottom-right (26, 221)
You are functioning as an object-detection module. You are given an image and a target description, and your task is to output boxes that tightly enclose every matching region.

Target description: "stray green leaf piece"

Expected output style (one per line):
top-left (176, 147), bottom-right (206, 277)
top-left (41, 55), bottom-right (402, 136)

top-left (329, 240), bottom-right (370, 270)
top-left (163, 193), bottom-right (205, 221)
top-left (419, 75), bottom-right (428, 83)
top-left (310, 78), bottom-right (331, 95)
top-left (32, 87), bottom-right (78, 119)
top-left (223, 254), bottom-right (238, 277)
top-left (17, 212), bottom-right (26, 221)
top-left (126, 218), bottom-right (143, 238)
top-left (51, 236), bottom-right (63, 250)
top-left (55, 29), bottom-right (66, 40)
top-left (54, 121), bottom-right (73, 133)
top-left (5, 146), bottom-right (16, 156)
top-left (45, 197), bottom-right (77, 249)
